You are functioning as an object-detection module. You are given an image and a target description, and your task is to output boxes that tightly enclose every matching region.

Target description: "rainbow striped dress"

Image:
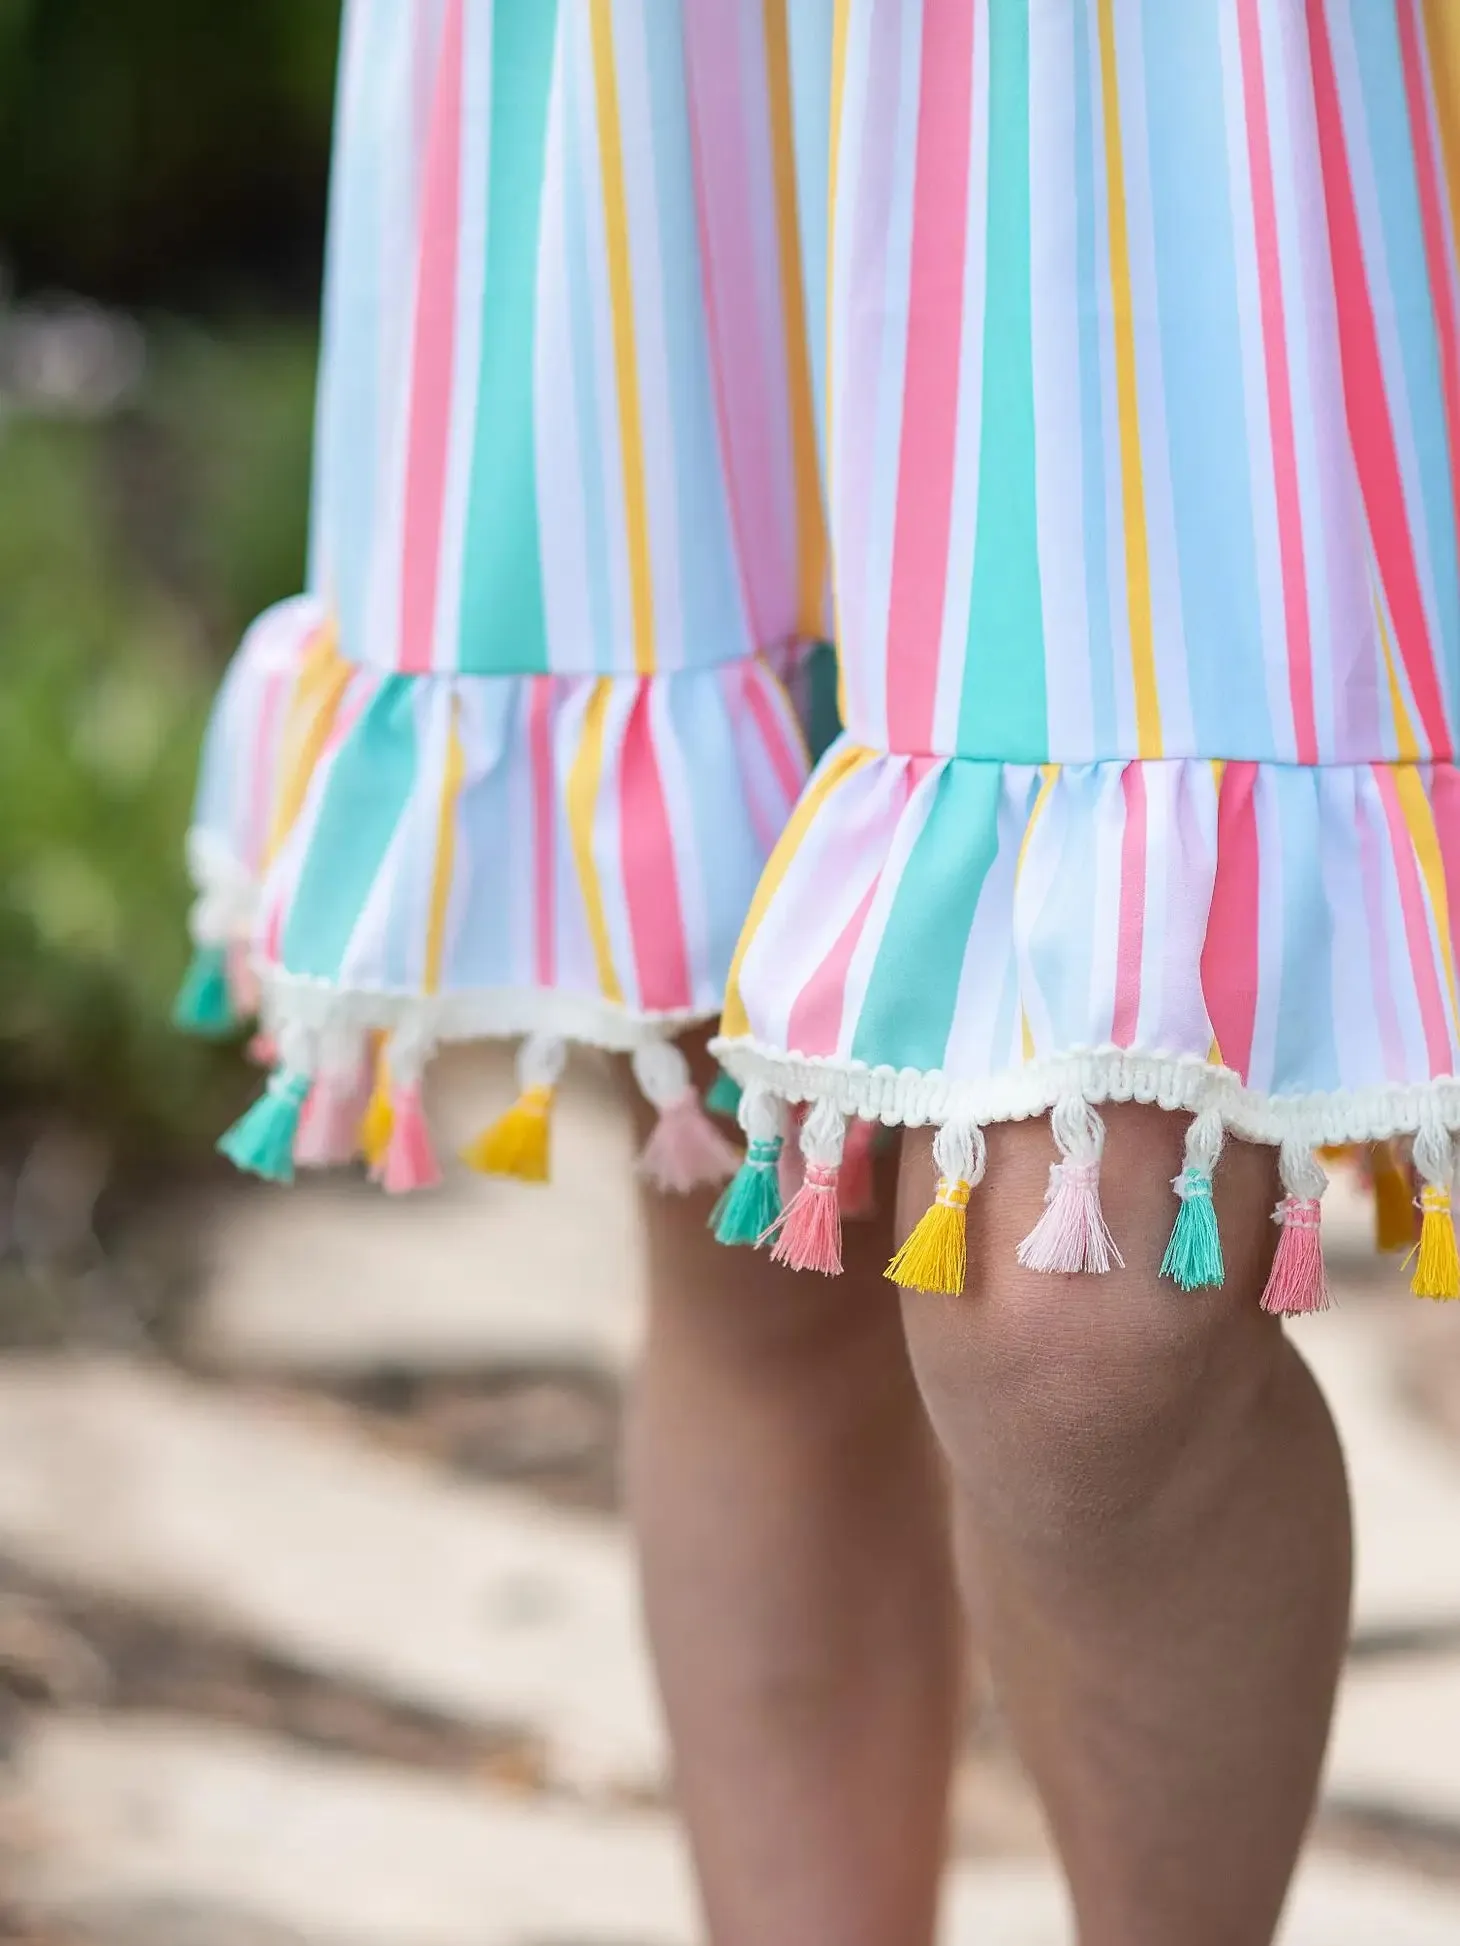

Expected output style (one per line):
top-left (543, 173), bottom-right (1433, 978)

top-left (185, 0), bottom-right (1460, 1306)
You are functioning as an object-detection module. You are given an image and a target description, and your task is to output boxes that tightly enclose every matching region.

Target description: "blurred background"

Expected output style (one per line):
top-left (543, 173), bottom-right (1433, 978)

top-left (5, 6), bottom-right (1460, 1943)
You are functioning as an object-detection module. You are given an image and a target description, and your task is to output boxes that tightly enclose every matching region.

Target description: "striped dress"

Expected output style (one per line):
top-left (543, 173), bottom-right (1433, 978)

top-left (185, 0), bottom-right (1460, 1303)
top-left (183, 0), bottom-right (838, 1185)
top-left (712, 0), bottom-right (1460, 1302)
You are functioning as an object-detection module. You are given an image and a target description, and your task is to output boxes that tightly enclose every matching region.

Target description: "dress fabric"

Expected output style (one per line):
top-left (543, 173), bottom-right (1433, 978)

top-left (717, 0), bottom-right (1460, 1162)
top-left (184, 0), bottom-right (1460, 1289)
top-left (186, 0), bottom-right (835, 1075)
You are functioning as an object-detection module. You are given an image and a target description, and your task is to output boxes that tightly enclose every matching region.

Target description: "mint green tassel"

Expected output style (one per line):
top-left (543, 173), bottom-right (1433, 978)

top-left (711, 1136), bottom-right (783, 1246)
top-left (1160, 1168), bottom-right (1225, 1291)
top-left (705, 1070), bottom-right (743, 1120)
top-left (218, 1070), bottom-right (311, 1184)
top-left (173, 943), bottom-right (238, 1038)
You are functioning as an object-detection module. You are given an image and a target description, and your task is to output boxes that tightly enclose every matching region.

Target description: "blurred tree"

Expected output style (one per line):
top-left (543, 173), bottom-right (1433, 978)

top-left (0, 0), bottom-right (342, 308)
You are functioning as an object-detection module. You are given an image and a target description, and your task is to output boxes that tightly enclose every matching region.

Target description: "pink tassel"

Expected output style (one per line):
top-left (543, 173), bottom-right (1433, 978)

top-left (1260, 1197), bottom-right (1329, 1315)
top-left (767, 1163), bottom-right (844, 1275)
top-left (1016, 1098), bottom-right (1123, 1275)
top-left (838, 1118), bottom-right (878, 1221)
top-left (378, 1086), bottom-right (442, 1195)
top-left (638, 1092), bottom-right (742, 1194)
top-left (294, 1071), bottom-right (371, 1169)
top-left (247, 1030), bottom-right (279, 1069)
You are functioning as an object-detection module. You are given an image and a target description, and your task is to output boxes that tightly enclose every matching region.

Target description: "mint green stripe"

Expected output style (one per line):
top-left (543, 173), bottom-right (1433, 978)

top-left (281, 677), bottom-right (420, 978)
top-left (957, 1), bottom-right (1046, 760)
top-left (850, 763), bottom-right (1002, 1071)
top-left (458, 0), bottom-right (559, 674)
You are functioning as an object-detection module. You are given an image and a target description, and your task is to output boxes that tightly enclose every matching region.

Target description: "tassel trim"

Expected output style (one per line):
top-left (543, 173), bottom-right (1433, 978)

top-left (1016, 1097), bottom-right (1122, 1274)
top-left (886, 1122), bottom-right (986, 1296)
top-left (763, 1099), bottom-right (846, 1275)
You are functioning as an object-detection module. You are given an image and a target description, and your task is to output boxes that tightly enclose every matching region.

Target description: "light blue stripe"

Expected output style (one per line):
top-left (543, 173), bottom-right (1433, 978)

top-left (1269, 768), bottom-right (1341, 1092)
top-left (444, 690), bottom-right (523, 991)
top-left (1023, 767), bottom-right (1103, 1046)
top-left (563, 26), bottom-right (616, 675)
top-left (787, 0), bottom-right (834, 481)
top-left (309, 0), bottom-right (399, 658)
top-left (1139, 0), bottom-right (1273, 757)
top-left (282, 676), bottom-right (420, 978)
top-left (1348, 4), bottom-right (1460, 707)
top-left (1072, 10), bottom-right (1117, 758)
top-left (851, 761), bottom-right (1003, 1071)
top-left (664, 669), bottom-right (764, 985)
top-left (643, 11), bottom-right (749, 669)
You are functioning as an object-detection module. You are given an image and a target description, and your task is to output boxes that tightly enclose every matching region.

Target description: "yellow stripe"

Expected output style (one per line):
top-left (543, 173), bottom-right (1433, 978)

top-left (720, 740), bottom-right (873, 1039)
top-left (1015, 765), bottom-right (1061, 1061)
top-left (1097, 0), bottom-right (1161, 758)
top-left (765, 0), bottom-right (829, 640)
top-left (1380, 601), bottom-right (1422, 762)
top-left (1423, 1), bottom-right (1460, 255)
top-left (566, 678), bottom-right (624, 1005)
top-left (423, 701), bottom-right (466, 995)
top-left (265, 626), bottom-right (352, 867)
top-left (828, 0), bottom-right (851, 729)
top-left (1395, 763), bottom-right (1460, 1034)
top-left (590, 2), bottom-right (656, 677)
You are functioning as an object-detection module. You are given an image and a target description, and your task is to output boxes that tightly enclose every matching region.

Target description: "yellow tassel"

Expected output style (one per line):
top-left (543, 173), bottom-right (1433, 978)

top-left (1410, 1183), bottom-right (1460, 1300)
top-left (884, 1177), bottom-right (972, 1296)
top-left (461, 1084), bottom-right (554, 1183)
top-left (1317, 1143), bottom-right (1354, 1168)
top-left (1371, 1143), bottom-right (1417, 1254)
top-left (358, 1058), bottom-right (395, 1170)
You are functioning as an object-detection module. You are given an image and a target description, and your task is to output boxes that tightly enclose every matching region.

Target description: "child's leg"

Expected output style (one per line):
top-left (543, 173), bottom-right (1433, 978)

top-left (628, 1078), bottom-right (962, 1946)
top-left (899, 1105), bottom-right (1352, 1946)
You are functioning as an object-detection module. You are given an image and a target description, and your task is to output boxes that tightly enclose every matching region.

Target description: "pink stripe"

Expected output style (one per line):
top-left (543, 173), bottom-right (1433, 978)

top-left (1355, 781), bottom-right (1415, 1081)
top-left (249, 671), bottom-right (289, 866)
top-left (1110, 766), bottom-right (1148, 1048)
top-left (396, 0), bottom-right (464, 676)
top-left (1309, 0), bottom-right (1453, 760)
top-left (1238, 0), bottom-right (1318, 763)
top-left (1201, 764), bottom-right (1261, 1083)
top-left (742, 661), bottom-right (809, 807)
top-left (883, 5), bottom-right (974, 755)
top-left (784, 761), bottom-right (919, 1056)
top-left (1401, 4), bottom-right (1460, 577)
top-left (1374, 764), bottom-right (1453, 1076)
top-left (619, 688), bottom-right (692, 1012)
top-left (529, 676), bottom-right (557, 986)
top-left (683, 12), bottom-right (788, 646)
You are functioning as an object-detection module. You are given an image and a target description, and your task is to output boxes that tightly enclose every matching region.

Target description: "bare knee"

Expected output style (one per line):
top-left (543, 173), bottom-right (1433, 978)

top-left (898, 1106), bottom-right (1284, 1532)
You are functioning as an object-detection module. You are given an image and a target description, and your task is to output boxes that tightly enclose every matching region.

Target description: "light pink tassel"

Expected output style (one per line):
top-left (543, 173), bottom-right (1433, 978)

top-left (838, 1118), bottom-right (878, 1221)
top-left (247, 1030), bottom-right (279, 1069)
top-left (1016, 1096), bottom-right (1123, 1274)
top-left (1260, 1142), bottom-right (1329, 1316)
top-left (632, 1043), bottom-right (742, 1193)
top-left (379, 1084), bottom-right (442, 1195)
top-left (639, 1093), bottom-right (741, 1193)
top-left (294, 1070), bottom-right (371, 1169)
top-left (766, 1098), bottom-right (846, 1275)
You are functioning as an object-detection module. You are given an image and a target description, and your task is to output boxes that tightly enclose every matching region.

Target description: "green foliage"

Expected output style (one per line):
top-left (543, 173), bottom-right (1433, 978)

top-left (0, 325), bottom-right (317, 1155)
top-left (0, 0), bottom-right (341, 306)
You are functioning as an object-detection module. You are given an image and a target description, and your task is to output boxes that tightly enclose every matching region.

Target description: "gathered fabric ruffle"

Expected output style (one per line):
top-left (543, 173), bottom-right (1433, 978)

top-left (709, 743), bottom-right (1460, 1307)
top-left (180, 595), bottom-right (818, 1195)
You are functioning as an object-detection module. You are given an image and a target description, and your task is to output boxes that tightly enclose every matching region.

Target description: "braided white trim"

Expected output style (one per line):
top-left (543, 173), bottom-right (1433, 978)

top-left (259, 967), bottom-right (712, 1055)
top-left (710, 1036), bottom-right (1460, 1150)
